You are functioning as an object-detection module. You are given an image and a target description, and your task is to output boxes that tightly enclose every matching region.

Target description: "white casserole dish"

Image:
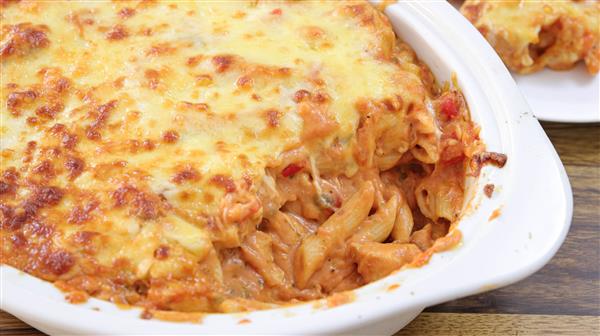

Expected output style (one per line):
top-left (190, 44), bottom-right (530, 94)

top-left (0, 2), bottom-right (572, 334)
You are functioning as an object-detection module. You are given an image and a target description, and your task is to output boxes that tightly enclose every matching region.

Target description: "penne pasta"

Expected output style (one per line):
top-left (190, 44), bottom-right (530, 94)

top-left (294, 182), bottom-right (375, 288)
top-left (241, 231), bottom-right (288, 288)
top-left (391, 195), bottom-right (415, 243)
top-left (350, 194), bottom-right (398, 243)
top-left (265, 211), bottom-right (311, 247)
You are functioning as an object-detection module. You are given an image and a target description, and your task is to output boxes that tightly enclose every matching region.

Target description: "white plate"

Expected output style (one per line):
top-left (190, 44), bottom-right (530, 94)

top-left (0, 2), bottom-right (573, 335)
top-left (449, 0), bottom-right (600, 123)
top-left (514, 68), bottom-right (600, 123)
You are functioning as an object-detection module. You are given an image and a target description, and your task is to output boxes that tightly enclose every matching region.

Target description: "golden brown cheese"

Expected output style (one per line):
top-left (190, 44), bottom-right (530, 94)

top-left (1, 0), bottom-right (488, 314)
top-left (461, 0), bottom-right (599, 74)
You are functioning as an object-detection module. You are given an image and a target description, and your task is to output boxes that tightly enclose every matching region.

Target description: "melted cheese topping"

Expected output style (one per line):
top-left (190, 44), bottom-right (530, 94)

top-left (1, 1), bottom-right (417, 212)
top-left (1, 0), bottom-right (486, 313)
top-left (461, 0), bottom-right (599, 74)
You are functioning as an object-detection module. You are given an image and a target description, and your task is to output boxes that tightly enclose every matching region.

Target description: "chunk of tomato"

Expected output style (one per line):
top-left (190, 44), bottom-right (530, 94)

top-left (440, 96), bottom-right (459, 119)
top-left (282, 163), bottom-right (303, 177)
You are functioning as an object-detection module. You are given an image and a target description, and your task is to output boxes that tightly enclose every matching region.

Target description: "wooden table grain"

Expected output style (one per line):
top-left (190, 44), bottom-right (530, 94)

top-left (1, 122), bottom-right (598, 335)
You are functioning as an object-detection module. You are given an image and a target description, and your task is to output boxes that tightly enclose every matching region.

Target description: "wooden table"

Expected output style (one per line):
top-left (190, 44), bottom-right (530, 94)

top-left (1, 122), bottom-right (599, 335)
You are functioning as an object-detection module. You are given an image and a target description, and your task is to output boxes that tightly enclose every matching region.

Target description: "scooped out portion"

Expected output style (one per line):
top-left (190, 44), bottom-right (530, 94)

top-left (461, 0), bottom-right (599, 74)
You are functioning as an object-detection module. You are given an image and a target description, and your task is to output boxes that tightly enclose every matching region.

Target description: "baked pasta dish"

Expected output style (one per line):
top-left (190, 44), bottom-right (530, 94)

top-left (461, 0), bottom-right (599, 74)
top-left (1, 0), bottom-right (505, 315)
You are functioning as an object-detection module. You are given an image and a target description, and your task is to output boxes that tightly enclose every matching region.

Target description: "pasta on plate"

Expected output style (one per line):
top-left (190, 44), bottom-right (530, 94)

top-left (0, 0), bottom-right (504, 315)
top-left (460, 0), bottom-right (599, 75)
